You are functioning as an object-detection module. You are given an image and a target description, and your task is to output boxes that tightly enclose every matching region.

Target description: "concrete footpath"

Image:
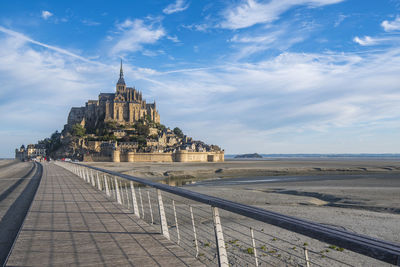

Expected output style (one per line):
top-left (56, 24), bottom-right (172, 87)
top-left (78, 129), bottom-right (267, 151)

top-left (6, 162), bottom-right (203, 266)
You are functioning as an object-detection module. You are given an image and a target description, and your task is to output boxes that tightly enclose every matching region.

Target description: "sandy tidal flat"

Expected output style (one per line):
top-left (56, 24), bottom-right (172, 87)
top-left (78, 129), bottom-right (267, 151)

top-left (85, 159), bottom-right (400, 243)
top-left (83, 159), bottom-right (400, 266)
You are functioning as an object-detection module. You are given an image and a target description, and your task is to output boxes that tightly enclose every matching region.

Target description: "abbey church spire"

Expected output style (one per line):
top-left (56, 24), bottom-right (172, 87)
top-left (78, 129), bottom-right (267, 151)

top-left (117, 59), bottom-right (125, 85)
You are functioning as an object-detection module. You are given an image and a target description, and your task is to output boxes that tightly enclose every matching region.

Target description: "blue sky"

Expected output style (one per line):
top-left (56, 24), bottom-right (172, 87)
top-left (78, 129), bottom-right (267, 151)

top-left (1, 0), bottom-right (400, 157)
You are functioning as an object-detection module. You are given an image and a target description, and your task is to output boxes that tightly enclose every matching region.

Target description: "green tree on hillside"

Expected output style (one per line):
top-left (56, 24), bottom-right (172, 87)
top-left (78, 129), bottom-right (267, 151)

top-left (173, 127), bottom-right (184, 138)
top-left (156, 123), bottom-right (166, 131)
top-left (136, 123), bottom-right (150, 137)
top-left (72, 124), bottom-right (86, 137)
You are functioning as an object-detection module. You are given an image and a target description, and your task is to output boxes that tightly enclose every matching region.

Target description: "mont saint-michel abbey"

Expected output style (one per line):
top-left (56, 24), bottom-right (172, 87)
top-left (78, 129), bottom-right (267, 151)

top-left (61, 61), bottom-right (224, 163)
top-left (68, 62), bottom-right (160, 129)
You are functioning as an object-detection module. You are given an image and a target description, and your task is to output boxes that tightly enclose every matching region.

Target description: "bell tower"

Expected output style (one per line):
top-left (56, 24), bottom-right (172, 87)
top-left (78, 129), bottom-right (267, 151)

top-left (116, 59), bottom-right (126, 94)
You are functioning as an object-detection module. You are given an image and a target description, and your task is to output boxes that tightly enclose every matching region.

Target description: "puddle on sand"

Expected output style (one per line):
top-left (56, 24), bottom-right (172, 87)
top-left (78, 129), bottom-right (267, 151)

top-left (157, 176), bottom-right (220, 186)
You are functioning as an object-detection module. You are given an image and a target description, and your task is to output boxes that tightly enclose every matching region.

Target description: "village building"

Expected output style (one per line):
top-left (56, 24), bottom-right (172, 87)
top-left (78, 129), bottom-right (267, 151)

top-left (15, 144), bottom-right (46, 161)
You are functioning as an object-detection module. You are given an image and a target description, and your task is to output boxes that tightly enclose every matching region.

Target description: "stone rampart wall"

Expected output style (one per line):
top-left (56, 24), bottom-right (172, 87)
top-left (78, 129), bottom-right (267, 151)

top-left (83, 151), bottom-right (224, 163)
top-left (83, 154), bottom-right (112, 162)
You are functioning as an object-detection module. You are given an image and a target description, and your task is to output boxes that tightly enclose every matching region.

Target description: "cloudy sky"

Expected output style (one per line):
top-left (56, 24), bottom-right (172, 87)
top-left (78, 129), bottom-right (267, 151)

top-left (1, 0), bottom-right (400, 157)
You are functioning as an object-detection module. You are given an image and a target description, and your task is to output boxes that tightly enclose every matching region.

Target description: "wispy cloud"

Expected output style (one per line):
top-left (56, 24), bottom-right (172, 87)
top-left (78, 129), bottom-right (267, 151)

top-left (0, 32), bottom-right (114, 157)
top-left (136, 47), bottom-right (400, 153)
top-left (1, 24), bottom-right (400, 155)
top-left (0, 26), bottom-right (92, 62)
top-left (167, 35), bottom-right (180, 43)
top-left (353, 35), bottom-right (399, 46)
top-left (353, 36), bottom-right (379, 46)
top-left (228, 20), bottom-right (311, 60)
top-left (110, 19), bottom-right (165, 55)
top-left (219, 0), bottom-right (344, 30)
top-left (41, 10), bottom-right (53, 20)
top-left (182, 23), bottom-right (210, 32)
top-left (381, 16), bottom-right (400, 32)
top-left (82, 19), bottom-right (101, 26)
top-left (334, 14), bottom-right (347, 27)
top-left (163, 0), bottom-right (189, 15)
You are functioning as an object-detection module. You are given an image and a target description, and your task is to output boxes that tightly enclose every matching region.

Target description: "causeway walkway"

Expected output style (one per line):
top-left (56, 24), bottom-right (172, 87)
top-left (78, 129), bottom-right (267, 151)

top-left (6, 162), bottom-right (203, 266)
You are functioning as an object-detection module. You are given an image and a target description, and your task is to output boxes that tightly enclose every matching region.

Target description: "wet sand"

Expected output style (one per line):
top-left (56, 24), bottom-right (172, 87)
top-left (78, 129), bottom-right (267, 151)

top-left (86, 159), bottom-right (400, 245)
top-left (86, 158), bottom-right (400, 180)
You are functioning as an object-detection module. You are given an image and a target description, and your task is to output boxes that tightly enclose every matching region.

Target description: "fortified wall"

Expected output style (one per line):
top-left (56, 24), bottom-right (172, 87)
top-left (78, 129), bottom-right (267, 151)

top-left (84, 150), bottom-right (224, 163)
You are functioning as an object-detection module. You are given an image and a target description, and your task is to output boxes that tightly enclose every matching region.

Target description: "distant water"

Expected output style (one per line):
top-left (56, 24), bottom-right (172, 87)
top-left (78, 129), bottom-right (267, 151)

top-left (225, 154), bottom-right (400, 160)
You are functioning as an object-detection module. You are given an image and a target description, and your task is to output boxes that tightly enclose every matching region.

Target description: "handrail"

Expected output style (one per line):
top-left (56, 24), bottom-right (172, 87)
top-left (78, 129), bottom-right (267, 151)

top-left (73, 162), bottom-right (400, 265)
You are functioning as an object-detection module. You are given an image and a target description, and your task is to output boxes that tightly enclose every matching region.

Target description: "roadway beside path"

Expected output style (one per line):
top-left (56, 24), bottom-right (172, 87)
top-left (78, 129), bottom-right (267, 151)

top-left (6, 162), bottom-right (203, 266)
top-left (0, 161), bottom-right (41, 265)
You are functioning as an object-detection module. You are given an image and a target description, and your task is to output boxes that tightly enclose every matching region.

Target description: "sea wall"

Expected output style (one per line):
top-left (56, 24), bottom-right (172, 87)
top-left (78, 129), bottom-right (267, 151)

top-left (84, 151), bottom-right (224, 163)
top-left (83, 154), bottom-right (112, 162)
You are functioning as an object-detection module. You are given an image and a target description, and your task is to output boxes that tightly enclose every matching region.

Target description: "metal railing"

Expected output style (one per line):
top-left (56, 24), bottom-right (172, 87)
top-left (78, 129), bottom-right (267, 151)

top-left (56, 162), bottom-right (400, 266)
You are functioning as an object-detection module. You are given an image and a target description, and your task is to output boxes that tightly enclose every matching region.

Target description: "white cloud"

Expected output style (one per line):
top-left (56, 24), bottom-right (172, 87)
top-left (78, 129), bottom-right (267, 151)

top-left (140, 48), bottom-right (400, 153)
top-left (41, 10), bottom-right (53, 20)
top-left (182, 23), bottom-right (210, 32)
top-left (82, 19), bottom-right (101, 26)
top-left (381, 16), bottom-right (400, 32)
top-left (353, 36), bottom-right (378, 46)
top-left (0, 34), bottom-right (113, 157)
top-left (334, 14), bottom-right (347, 27)
top-left (0, 26), bottom-right (92, 62)
top-left (110, 19), bottom-right (165, 55)
top-left (228, 22), bottom-right (309, 59)
top-left (220, 0), bottom-right (344, 29)
top-left (2, 26), bottom-right (400, 156)
top-left (163, 0), bottom-right (189, 14)
top-left (167, 35), bottom-right (180, 43)
top-left (352, 35), bottom-right (400, 46)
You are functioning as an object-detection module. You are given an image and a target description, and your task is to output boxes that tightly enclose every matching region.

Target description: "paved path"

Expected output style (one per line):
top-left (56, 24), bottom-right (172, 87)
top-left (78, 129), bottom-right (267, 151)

top-left (6, 162), bottom-right (203, 266)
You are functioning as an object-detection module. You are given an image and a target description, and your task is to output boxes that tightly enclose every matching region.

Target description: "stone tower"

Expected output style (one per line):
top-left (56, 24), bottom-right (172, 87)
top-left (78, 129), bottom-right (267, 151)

top-left (116, 60), bottom-right (126, 94)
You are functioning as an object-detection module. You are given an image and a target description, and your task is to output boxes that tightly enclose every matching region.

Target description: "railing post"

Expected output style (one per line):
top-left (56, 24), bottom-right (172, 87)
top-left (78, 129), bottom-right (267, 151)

top-left (90, 170), bottom-right (96, 187)
top-left (96, 172), bottom-right (102, 191)
top-left (87, 169), bottom-right (90, 184)
top-left (212, 206), bottom-right (229, 267)
top-left (86, 172), bottom-right (93, 186)
top-left (125, 185), bottom-right (130, 209)
top-left (304, 247), bottom-right (311, 267)
top-left (104, 174), bottom-right (110, 197)
top-left (85, 169), bottom-right (90, 183)
top-left (88, 169), bottom-right (91, 184)
top-left (157, 189), bottom-right (170, 240)
top-left (172, 200), bottom-right (180, 245)
top-left (250, 227), bottom-right (258, 266)
top-left (114, 177), bottom-right (122, 204)
top-left (190, 205), bottom-right (199, 258)
top-left (138, 187), bottom-right (144, 219)
top-left (130, 181), bottom-right (140, 218)
top-left (111, 177), bottom-right (116, 199)
top-left (121, 183), bottom-right (125, 206)
top-left (147, 191), bottom-right (154, 224)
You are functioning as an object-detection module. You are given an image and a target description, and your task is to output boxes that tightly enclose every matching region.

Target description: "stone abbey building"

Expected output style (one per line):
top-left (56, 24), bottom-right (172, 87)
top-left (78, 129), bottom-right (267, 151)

top-left (67, 61), bottom-right (160, 130)
top-left (63, 61), bottom-right (224, 163)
